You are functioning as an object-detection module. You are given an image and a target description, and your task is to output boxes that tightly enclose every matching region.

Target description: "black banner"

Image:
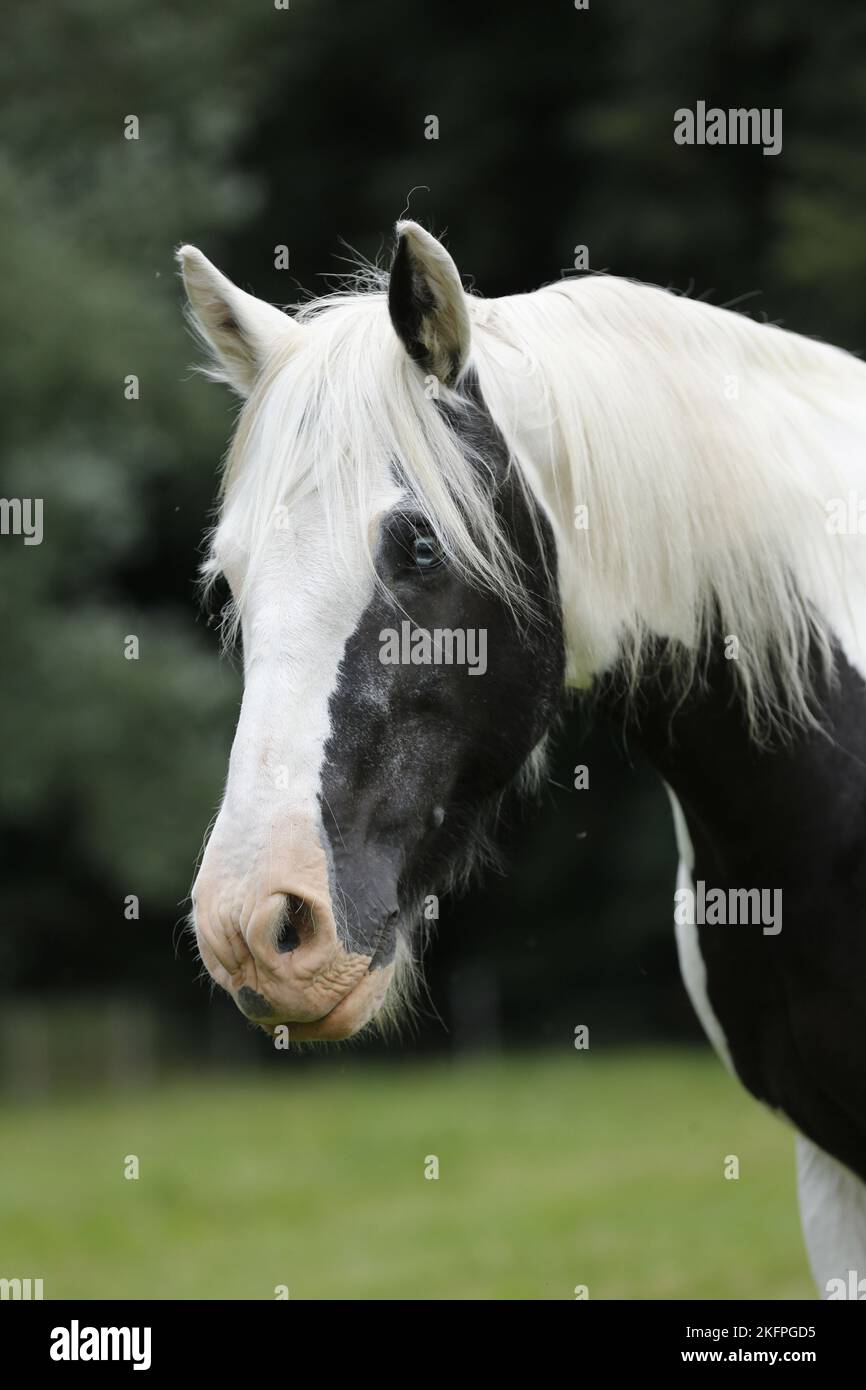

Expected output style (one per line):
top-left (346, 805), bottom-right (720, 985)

top-left (5, 1299), bottom-right (861, 1374)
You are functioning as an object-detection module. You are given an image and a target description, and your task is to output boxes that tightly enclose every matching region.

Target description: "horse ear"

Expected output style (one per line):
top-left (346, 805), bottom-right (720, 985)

top-left (177, 246), bottom-right (298, 396)
top-left (388, 221), bottom-right (471, 387)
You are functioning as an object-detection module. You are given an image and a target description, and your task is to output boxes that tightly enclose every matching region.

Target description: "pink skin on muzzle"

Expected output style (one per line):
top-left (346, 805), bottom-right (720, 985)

top-left (192, 816), bottom-right (394, 1040)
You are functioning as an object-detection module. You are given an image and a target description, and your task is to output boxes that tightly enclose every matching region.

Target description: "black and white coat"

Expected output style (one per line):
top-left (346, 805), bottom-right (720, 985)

top-left (182, 222), bottom-right (866, 1296)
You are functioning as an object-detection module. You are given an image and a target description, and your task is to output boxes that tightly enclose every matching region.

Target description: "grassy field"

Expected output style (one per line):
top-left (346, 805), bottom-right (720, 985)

top-left (0, 1048), bottom-right (813, 1300)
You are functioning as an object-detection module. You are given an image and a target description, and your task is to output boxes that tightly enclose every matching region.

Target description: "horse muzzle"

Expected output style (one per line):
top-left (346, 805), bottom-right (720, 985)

top-left (192, 819), bottom-right (397, 1040)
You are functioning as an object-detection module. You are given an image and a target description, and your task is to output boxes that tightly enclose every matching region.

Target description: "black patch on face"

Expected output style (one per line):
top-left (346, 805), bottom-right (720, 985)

top-left (319, 381), bottom-right (564, 968)
top-left (602, 639), bottom-right (866, 1183)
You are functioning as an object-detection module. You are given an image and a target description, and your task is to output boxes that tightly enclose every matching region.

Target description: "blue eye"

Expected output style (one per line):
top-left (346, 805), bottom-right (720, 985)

top-left (412, 533), bottom-right (445, 570)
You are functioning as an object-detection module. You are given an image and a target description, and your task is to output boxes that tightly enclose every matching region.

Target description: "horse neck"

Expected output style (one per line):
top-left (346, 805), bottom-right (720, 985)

top-left (597, 639), bottom-right (866, 882)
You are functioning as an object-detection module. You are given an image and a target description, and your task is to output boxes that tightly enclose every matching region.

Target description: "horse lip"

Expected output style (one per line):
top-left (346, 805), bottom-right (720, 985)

top-left (258, 961), bottom-right (396, 1041)
top-left (235, 983), bottom-right (336, 1028)
top-left (236, 986), bottom-right (281, 1021)
top-left (362, 907), bottom-right (399, 971)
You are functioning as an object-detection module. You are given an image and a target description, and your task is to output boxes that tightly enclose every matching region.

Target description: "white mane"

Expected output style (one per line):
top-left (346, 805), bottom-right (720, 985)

top-left (208, 270), bottom-right (866, 739)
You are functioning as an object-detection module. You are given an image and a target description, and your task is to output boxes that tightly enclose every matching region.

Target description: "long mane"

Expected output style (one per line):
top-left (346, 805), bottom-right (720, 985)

top-left (205, 266), bottom-right (866, 739)
top-left (475, 275), bottom-right (866, 738)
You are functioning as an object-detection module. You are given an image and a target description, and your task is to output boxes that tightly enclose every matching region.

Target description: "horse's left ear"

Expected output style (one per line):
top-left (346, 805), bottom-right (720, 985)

top-left (388, 221), bottom-right (471, 387)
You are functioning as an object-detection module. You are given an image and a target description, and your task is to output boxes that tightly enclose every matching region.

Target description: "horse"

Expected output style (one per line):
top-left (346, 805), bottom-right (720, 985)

top-left (180, 221), bottom-right (866, 1297)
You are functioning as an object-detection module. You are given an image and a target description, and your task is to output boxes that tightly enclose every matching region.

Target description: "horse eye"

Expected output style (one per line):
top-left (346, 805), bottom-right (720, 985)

top-left (412, 532), bottom-right (445, 571)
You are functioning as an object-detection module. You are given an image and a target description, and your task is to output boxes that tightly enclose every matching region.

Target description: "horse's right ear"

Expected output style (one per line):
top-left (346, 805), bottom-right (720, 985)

top-left (388, 221), bottom-right (471, 387)
top-left (177, 246), bottom-right (298, 396)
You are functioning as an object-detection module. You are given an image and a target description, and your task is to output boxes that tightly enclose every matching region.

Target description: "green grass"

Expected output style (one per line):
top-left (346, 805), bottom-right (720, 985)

top-left (0, 1049), bottom-right (813, 1299)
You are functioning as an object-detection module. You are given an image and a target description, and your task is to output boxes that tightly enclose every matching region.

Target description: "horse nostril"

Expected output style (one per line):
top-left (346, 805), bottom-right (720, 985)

top-left (275, 894), bottom-right (316, 954)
